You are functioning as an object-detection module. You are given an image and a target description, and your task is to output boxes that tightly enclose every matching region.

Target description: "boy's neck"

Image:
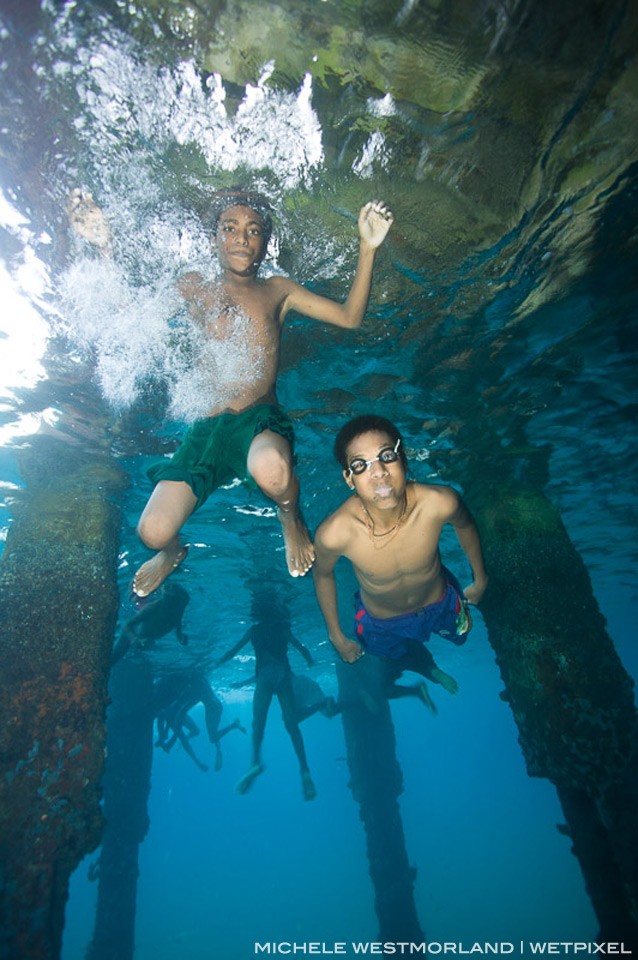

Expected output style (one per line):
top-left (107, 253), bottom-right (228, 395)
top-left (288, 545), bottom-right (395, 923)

top-left (358, 487), bottom-right (410, 534)
top-left (220, 268), bottom-right (261, 288)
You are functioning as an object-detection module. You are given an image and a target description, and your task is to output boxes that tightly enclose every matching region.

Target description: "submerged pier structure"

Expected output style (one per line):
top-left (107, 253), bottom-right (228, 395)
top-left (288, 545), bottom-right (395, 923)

top-left (0, 434), bottom-right (124, 960)
top-left (467, 477), bottom-right (638, 945)
top-left (87, 658), bottom-right (155, 960)
top-left (337, 656), bottom-right (424, 942)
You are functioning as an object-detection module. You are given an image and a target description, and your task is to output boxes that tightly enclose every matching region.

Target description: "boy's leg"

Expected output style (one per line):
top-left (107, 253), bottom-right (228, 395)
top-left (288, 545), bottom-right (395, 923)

top-left (180, 714), bottom-right (200, 738)
top-left (215, 719), bottom-right (247, 741)
top-left (246, 429), bottom-right (315, 578)
top-left (175, 728), bottom-right (208, 772)
top-left (236, 679), bottom-right (271, 794)
top-left (133, 480), bottom-right (197, 597)
top-left (155, 716), bottom-right (169, 747)
top-left (381, 658), bottom-right (437, 713)
top-left (402, 640), bottom-right (459, 695)
top-left (386, 680), bottom-right (438, 714)
top-left (295, 700), bottom-right (328, 723)
top-left (278, 679), bottom-right (317, 801)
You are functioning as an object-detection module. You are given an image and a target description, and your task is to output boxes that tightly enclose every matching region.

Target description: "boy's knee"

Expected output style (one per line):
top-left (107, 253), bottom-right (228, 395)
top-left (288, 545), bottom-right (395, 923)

top-left (137, 513), bottom-right (172, 550)
top-left (248, 445), bottom-right (292, 497)
top-left (282, 716), bottom-right (299, 737)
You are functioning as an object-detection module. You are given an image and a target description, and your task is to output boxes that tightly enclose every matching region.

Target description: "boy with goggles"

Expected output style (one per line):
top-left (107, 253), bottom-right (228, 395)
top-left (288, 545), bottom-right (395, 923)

top-left (346, 437), bottom-right (402, 477)
top-left (313, 415), bottom-right (488, 694)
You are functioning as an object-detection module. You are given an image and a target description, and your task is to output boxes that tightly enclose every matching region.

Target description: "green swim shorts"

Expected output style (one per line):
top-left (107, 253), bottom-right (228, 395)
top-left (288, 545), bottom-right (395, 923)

top-left (147, 403), bottom-right (296, 510)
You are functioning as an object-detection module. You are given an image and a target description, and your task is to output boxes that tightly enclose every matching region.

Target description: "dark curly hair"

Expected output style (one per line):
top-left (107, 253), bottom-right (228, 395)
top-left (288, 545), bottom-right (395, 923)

top-left (334, 414), bottom-right (408, 471)
top-left (208, 186), bottom-right (273, 249)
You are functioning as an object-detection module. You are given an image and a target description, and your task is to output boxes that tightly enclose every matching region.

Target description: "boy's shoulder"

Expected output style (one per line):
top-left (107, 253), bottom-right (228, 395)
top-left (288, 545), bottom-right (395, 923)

top-left (410, 481), bottom-right (461, 516)
top-left (177, 270), bottom-right (210, 298)
top-left (411, 480), bottom-right (456, 497)
top-left (260, 274), bottom-right (309, 323)
top-left (316, 496), bottom-right (360, 549)
top-left (262, 273), bottom-right (299, 293)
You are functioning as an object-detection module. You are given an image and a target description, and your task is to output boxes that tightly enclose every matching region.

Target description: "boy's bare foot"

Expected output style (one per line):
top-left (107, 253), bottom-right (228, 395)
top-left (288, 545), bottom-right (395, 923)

top-left (431, 666), bottom-right (459, 695)
top-left (133, 544), bottom-right (188, 597)
top-left (236, 763), bottom-right (264, 794)
top-left (278, 507), bottom-right (315, 577)
top-left (301, 770), bottom-right (317, 801)
top-left (67, 188), bottom-right (112, 252)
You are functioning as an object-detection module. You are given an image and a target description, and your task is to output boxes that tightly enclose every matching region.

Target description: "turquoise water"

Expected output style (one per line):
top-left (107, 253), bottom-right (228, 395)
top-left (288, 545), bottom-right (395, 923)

top-left (1, 1), bottom-right (637, 957)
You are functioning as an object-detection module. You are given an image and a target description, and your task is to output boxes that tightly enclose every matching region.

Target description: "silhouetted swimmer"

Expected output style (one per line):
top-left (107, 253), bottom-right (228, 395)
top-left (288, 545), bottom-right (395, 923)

top-left (215, 592), bottom-right (320, 800)
top-left (112, 583), bottom-right (190, 663)
top-left (291, 673), bottom-right (342, 723)
top-left (154, 669), bottom-right (245, 772)
top-left (67, 187), bottom-right (393, 592)
top-left (233, 670), bottom-right (342, 722)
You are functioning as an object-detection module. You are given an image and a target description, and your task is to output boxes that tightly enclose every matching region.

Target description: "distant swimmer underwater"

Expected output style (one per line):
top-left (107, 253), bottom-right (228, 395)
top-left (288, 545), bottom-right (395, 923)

top-left (67, 187), bottom-right (393, 595)
top-left (214, 590), bottom-right (322, 800)
top-left (313, 415), bottom-right (488, 685)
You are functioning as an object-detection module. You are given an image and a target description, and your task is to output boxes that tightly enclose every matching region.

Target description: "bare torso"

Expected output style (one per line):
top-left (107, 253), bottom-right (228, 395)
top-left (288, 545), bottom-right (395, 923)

top-left (334, 484), bottom-right (450, 617)
top-left (178, 272), bottom-right (292, 416)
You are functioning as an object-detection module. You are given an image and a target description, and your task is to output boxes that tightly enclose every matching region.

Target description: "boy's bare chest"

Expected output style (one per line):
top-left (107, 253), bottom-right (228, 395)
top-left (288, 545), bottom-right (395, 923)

top-left (348, 507), bottom-right (442, 581)
top-left (193, 283), bottom-right (281, 342)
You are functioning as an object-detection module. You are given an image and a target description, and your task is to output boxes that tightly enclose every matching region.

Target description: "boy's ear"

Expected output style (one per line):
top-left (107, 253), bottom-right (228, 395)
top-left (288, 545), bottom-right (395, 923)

top-left (343, 470), bottom-right (355, 490)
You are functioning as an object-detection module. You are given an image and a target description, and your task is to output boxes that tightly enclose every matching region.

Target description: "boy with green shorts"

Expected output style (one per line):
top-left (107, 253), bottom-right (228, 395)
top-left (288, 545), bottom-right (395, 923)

top-left (68, 188), bottom-right (393, 595)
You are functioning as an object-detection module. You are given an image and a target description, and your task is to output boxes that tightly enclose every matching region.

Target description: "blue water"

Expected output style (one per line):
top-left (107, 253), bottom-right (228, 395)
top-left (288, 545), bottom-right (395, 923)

top-left (1, 1), bottom-right (637, 957)
top-left (63, 627), bottom-right (597, 957)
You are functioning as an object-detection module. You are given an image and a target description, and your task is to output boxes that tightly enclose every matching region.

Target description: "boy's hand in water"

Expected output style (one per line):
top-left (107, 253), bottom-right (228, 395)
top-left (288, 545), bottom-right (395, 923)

top-left (358, 199), bottom-right (394, 249)
top-left (463, 577), bottom-right (488, 605)
top-left (67, 188), bottom-right (112, 254)
top-left (333, 636), bottom-right (366, 664)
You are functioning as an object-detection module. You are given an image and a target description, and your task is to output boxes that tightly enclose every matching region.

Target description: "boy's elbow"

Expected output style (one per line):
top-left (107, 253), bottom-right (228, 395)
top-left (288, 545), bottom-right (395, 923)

top-left (342, 310), bottom-right (364, 330)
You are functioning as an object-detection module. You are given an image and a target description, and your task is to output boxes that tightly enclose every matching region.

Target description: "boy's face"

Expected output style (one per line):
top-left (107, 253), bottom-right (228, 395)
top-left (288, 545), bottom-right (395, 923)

top-left (213, 204), bottom-right (267, 277)
top-left (343, 430), bottom-right (406, 508)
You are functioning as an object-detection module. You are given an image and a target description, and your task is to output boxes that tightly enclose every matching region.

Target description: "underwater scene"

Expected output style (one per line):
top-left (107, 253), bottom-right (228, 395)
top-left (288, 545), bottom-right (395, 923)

top-left (0, 1), bottom-right (637, 959)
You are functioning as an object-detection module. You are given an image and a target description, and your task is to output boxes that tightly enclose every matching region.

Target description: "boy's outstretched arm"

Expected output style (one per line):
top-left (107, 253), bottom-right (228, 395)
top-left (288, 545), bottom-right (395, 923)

top-left (213, 627), bottom-right (252, 667)
top-left (313, 524), bottom-right (365, 663)
top-left (278, 200), bottom-right (394, 329)
top-left (289, 633), bottom-right (315, 666)
top-left (449, 496), bottom-right (489, 605)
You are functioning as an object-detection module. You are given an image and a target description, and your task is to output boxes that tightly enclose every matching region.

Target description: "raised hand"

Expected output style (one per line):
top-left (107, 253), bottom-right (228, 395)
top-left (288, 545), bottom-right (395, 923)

top-left (67, 188), bottom-right (112, 254)
top-left (358, 199), bottom-right (394, 249)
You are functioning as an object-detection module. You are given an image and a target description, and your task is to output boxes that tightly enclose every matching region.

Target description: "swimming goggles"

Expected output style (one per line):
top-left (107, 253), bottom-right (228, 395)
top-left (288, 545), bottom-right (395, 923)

top-left (347, 438), bottom-right (402, 477)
